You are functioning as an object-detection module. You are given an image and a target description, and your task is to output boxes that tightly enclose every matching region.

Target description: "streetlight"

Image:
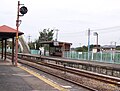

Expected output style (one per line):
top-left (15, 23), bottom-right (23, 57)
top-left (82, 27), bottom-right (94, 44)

top-left (53, 29), bottom-right (59, 46)
top-left (55, 29), bottom-right (59, 41)
top-left (93, 32), bottom-right (98, 47)
top-left (15, 1), bottom-right (28, 66)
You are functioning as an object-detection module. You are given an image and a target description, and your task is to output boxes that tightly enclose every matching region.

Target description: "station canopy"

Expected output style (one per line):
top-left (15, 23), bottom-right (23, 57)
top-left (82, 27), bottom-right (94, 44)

top-left (0, 25), bottom-right (24, 40)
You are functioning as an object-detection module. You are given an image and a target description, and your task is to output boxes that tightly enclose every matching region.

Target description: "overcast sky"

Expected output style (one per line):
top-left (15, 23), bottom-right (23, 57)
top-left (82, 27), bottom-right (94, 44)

top-left (1, 0), bottom-right (120, 47)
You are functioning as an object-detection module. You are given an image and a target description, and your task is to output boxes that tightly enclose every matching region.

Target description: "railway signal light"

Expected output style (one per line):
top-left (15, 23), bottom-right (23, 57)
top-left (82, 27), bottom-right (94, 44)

top-left (20, 6), bottom-right (28, 15)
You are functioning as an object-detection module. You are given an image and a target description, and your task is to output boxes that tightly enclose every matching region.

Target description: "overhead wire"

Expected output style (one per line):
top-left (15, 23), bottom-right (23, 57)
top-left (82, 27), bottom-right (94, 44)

top-left (61, 26), bottom-right (120, 35)
top-left (91, 26), bottom-right (120, 31)
top-left (62, 30), bottom-right (85, 34)
top-left (60, 26), bottom-right (120, 38)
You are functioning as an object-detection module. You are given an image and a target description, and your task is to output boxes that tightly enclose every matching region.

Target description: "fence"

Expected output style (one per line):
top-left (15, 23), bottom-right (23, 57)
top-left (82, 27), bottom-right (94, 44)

top-left (63, 51), bottom-right (120, 64)
top-left (6, 48), bottom-right (120, 64)
top-left (6, 49), bottom-right (49, 56)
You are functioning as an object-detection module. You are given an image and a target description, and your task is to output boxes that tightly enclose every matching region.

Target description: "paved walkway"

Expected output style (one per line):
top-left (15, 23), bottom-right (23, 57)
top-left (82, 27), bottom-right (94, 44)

top-left (0, 60), bottom-right (61, 91)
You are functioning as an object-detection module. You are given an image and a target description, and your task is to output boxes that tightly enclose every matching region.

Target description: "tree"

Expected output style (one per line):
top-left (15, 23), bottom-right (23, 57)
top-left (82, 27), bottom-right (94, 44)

top-left (38, 28), bottom-right (54, 41)
top-left (75, 46), bottom-right (86, 52)
top-left (28, 41), bottom-right (35, 49)
top-left (29, 28), bottom-right (54, 50)
top-left (75, 44), bottom-right (95, 52)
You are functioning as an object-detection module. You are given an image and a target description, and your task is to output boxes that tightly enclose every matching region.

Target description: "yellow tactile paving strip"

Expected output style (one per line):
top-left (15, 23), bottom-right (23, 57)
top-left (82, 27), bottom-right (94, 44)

top-left (18, 66), bottom-right (69, 91)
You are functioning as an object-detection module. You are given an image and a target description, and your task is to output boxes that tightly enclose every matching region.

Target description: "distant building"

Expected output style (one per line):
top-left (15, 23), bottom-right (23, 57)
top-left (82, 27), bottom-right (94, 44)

top-left (101, 45), bottom-right (116, 52)
top-left (92, 45), bottom-right (118, 53)
top-left (92, 45), bottom-right (100, 53)
top-left (40, 41), bottom-right (72, 57)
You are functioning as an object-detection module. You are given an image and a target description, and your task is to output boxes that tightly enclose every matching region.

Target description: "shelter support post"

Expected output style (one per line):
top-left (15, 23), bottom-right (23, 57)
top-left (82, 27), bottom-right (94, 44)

top-left (4, 39), bottom-right (7, 61)
top-left (62, 43), bottom-right (65, 57)
top-left (49, 45), bottom-right (50, 56)
top-left (1, 40), bottom-right (4, 59)
top-left (12, 37), bottom-right (14, 65)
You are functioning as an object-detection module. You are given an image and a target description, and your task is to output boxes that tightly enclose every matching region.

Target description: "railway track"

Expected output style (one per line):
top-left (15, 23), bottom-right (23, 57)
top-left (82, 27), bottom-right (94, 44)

top-left (7, 55), bottom-right (120, 91)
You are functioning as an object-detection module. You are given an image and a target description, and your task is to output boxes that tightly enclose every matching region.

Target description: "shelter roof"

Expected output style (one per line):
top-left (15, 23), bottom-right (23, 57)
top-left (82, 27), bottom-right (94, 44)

top-left (0, 25), bottom-right (24, 40)
top-left (39, 41), bottom-right (72, 45)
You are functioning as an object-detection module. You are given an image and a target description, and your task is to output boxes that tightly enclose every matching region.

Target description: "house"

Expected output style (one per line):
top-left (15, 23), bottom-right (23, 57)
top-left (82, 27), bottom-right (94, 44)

top-left (101, 45), bottom-right (116, 52)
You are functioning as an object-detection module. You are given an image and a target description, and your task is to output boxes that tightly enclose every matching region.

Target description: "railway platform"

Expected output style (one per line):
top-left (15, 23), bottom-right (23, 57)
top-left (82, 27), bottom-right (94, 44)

top-left (0, 59), bottom-right (66, 91)
top-left (0, 59), bottom-right (90, 91)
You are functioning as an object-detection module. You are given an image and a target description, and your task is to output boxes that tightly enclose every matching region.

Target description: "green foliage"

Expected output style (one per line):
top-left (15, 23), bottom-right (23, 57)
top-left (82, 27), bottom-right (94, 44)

top-left (28, 41), bottom-right (35, 49)
top-left (39, 28), bottom-right (54, 41)
top-left (90, 44), bottom-right (94, 50)
top-left (75, 44), bottom-right (94, 52)
top-left (29, 28), bottom-right (54, 50)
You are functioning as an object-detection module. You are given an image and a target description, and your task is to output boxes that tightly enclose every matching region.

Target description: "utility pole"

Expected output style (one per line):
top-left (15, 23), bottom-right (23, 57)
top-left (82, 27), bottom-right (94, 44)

top-left (15, 1), bottom-right (28, 66)
top-left (88, 29), bottom-right (90, 60)
top-left (15, 1), bottom-right (20, 66)
top-left (28, 35), bottom-right (31, 43)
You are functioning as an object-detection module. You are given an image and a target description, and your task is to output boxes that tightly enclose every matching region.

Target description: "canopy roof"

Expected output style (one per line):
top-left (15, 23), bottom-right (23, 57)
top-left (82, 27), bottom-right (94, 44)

top-left (39, 41), bottom-right (72, 45)
top-left (0, 25), bottom-right (24, 40)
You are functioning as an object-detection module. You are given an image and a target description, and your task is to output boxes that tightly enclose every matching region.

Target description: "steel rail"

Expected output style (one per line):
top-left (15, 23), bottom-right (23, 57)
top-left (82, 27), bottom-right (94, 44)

top-left (24, 59), bottom-right (120, 86)
top-left (6, 53), bottom-right (120, 90)
top-left (7, 53), bottom-right (120, 85)
top-left (18, 59), bottom-right (98, 91)
top-left (7, 55), bottom-right (97, 91)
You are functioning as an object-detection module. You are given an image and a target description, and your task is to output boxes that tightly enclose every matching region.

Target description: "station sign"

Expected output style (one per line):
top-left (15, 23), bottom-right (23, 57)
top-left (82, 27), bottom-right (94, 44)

top-left (54, 41), bottom-right (59, 46)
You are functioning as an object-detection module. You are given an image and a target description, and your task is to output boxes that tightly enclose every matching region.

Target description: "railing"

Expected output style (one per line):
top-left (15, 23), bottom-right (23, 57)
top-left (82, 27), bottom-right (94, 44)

top-left (63, 51), bottom-right (120, 64)
top-left (6, 48), bottom-right (120, 64)
top-left (30, 50), bottom-right (39, 55)
top-left (19, 36), bottom-right (30, 53)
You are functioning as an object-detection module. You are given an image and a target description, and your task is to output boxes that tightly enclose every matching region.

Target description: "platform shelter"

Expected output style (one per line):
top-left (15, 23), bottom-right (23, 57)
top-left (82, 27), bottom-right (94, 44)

top-left (0, 25), bottom-right (23, 63)
top-left (40, 41), bottom-right (72, 57)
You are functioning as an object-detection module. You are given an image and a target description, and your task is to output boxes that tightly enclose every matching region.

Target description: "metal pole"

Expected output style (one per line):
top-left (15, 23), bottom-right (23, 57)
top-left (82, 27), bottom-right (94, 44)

top-left (28, 35), bottom-right (31, 43)
top-left (55, 29), bottom-right (59, 41)
top-left (88, 29), bottom-right (90, 60)
top-left (96, 33), bottom-right (98, 46)
top-left (96, 33), bottom-right (98, 52)
top-left (15, 1), bottom-right (20, 66)
top-left (94, 32), bottom-right (98, 51)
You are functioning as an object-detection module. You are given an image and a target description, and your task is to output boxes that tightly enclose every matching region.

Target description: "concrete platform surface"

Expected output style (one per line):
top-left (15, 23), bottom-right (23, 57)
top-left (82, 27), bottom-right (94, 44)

top-left (0, 60), bottom-right (60, 91)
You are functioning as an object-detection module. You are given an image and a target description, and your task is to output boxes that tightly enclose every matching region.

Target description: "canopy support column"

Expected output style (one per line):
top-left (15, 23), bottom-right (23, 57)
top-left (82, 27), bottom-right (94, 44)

top-left (12, 37), bottom-right (14, 65)
top-left (4, 39), bottom-right (7, 61)
top-left (49, 45), bottom-right (50, 56)
top-left (1, 40), bottom-right (4, 59)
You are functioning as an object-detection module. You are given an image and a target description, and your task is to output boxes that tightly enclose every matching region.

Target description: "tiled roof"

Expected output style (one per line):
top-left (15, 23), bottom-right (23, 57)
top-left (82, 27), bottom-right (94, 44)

top-left (0, 25), bottom-right (23, 33)
top-left (0, 25), bottom-right (24, 40)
